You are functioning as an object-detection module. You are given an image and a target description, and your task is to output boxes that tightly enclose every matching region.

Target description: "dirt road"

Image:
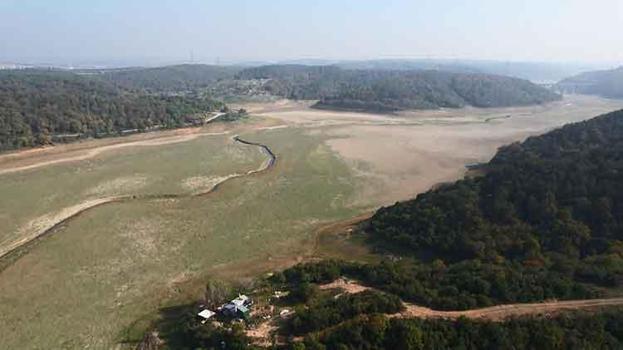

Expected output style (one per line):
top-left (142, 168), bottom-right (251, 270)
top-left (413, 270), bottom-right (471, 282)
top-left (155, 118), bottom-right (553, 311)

top-left (397, 297), bottom-right (623, 321)
top-left (322, 279), bottom-right (623, 321)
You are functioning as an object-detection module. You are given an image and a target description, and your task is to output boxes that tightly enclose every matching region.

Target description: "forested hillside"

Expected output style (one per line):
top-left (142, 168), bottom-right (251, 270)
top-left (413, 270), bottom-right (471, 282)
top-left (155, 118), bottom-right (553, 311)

top-left (0, 70), bottom-right (225, 151)
top-left (0, 64), bottom-right (565, 152)
top-left (90, 64), bottom-right (240, 92)
top-left (557, 66), bottom-right (623, 98)
top-left (237, 65), bottom-right (561, 112)
top-left (300, 310), bottom-right (623, 349)
top-left (337, 59), bottom-right (596, 82)
top-left (360, 109), bottom-right (623, 307)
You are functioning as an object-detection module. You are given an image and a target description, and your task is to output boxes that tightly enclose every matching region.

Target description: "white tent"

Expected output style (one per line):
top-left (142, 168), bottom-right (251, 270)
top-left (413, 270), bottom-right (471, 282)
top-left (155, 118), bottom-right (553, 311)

top-left (197, 309), bottom-right (216, 320)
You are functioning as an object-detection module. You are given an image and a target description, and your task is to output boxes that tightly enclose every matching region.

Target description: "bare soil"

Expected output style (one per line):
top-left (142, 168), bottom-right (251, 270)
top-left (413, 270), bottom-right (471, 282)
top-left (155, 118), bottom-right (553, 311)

top-left (249, 95), bottom-right (623, 207)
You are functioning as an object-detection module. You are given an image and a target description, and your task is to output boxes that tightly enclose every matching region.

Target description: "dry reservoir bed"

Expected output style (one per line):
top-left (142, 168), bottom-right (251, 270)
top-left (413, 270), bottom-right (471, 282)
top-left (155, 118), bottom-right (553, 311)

top-left (1, 95), bottom-right (622, 348)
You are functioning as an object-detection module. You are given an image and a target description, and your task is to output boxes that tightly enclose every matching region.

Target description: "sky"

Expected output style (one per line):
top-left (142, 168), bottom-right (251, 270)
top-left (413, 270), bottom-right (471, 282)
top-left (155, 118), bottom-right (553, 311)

top-left (0, 0), bottom-right (622, 66)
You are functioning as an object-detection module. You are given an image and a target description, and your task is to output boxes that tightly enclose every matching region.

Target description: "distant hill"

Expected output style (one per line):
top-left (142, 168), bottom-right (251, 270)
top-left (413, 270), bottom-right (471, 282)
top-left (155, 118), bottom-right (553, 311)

top-left (335, 59), bottom-right (600, 83)
top-left (237, 65), bottom-right (561, 112)
top-left (0, 69), bottom-right (225, 151)
top-left (556, 66), bottom-right (623, 98)
top-left (74, 63), bottom-right (562, 112)
top-left (267, 59), bottom-right (598, 83)
top-left (85, 64), bottom-right (241, 92)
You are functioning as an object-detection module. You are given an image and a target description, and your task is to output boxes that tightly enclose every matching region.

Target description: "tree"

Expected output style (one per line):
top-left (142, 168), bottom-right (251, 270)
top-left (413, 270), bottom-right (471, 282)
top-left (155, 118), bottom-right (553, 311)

top-left (385, 320), bottom-right (424, 350)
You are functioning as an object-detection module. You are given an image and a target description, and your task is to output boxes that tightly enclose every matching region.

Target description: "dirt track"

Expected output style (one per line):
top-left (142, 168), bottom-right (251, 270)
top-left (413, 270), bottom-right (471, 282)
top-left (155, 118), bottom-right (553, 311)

top-left (322, 279), bottom-right (623, 321)
top-left (397, 297), bottom-right (623, 321)
top-left (0, 131), bottom-right (230, 176)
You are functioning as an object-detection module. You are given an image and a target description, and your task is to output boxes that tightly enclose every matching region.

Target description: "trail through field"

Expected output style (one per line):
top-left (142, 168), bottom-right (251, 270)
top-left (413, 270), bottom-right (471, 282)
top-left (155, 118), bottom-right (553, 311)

top-left (321, 279), bottom-right (623, 321)
top-left (0, 131), bottom-right (230, 176)
top-left (0, 136), bottom-right (277, 261)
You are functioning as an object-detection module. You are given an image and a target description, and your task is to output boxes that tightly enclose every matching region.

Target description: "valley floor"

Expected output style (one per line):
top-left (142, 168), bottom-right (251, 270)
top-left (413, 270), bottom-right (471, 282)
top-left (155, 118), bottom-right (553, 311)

top-left (1, 95), bottom-right (622, 348)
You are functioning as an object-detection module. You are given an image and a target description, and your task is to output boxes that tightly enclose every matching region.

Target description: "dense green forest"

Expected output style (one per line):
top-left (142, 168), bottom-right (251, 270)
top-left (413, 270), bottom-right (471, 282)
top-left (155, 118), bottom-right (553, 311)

top-left (237, 65), bottom-right (561, 112)
top-left (556, 66), bottom-right (623, 98)
top-left (88, 64), bottom-right (241, 92)
top-left (0, 69), bottom-right (226, 151)
top-left (273, 259), bottom-right (596, 311)
top-left (337, 59), bottom-right (591, 82)
top-left (302, 310), bottom-right (623, 350)
top-left (284, 290), bottom-right (404, 335)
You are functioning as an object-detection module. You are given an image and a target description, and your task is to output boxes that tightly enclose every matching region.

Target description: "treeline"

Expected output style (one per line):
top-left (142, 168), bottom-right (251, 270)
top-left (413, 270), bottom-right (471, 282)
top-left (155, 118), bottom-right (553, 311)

top-left (236, 65), bottom-right (561, 112)
top-left (0, 69), bottom-right (226, 151)
top-left (88, 64), bottom-right (241, 92)
top-left (286, 290), bottom-right (404, 335)
top-left (299, 310), bottom-right (623, 350)
top-left (274, 259), bottom-right (596, 311)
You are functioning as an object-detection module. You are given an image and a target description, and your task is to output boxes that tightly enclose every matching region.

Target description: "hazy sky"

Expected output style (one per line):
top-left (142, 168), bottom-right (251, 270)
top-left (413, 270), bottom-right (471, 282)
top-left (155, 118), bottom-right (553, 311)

top-left (1, 0), bottom-right (622, 65)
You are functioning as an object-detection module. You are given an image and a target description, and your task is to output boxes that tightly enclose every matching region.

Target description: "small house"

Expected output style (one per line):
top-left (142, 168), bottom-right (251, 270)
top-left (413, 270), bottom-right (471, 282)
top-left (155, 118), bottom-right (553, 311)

top-left (220, 294), bottom-right (252, 320)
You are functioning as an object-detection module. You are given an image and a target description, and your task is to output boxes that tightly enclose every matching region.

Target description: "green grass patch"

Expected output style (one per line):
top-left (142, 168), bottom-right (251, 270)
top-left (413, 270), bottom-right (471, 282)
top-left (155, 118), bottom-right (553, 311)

top-left (0, 133), bottom-right (264, 256)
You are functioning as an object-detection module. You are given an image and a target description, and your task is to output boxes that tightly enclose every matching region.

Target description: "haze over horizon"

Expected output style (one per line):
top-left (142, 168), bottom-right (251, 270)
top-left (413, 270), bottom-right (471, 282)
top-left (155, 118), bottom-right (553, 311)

top-left (1, 0), bottom-right (622, 67)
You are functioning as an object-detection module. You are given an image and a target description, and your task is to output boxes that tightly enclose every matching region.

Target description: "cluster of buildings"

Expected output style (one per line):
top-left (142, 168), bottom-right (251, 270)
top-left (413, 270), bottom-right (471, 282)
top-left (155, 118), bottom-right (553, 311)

top-left (197, 294), bottom-right (253, 324)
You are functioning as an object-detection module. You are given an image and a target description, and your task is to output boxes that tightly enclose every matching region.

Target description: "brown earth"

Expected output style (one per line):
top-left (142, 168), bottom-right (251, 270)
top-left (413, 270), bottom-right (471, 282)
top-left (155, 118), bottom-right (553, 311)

top-left (247, 95), bottom-right (623, 207)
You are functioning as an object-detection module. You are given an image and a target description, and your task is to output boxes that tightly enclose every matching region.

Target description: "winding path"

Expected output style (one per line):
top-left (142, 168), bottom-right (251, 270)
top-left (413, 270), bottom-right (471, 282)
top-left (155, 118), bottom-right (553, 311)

top-left (396, 297), bottom-right (623, 321)
top-left (0, 135), bottom-right (277, 264)
top-left (321, 279), bottom-right (623, 321)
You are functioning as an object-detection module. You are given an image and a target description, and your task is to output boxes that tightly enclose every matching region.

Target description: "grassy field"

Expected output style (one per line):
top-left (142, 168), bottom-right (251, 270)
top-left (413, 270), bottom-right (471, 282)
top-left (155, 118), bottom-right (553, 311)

top-left (0, 127), bottom-right (365, 349)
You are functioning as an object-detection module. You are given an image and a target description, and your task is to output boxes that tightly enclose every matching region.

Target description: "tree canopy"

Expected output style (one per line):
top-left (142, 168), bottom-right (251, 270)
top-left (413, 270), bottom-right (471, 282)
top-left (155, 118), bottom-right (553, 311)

top-left (0, 69), bottom-right (226, 151)
top-left (237, 65), bottom-right (561, 112)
